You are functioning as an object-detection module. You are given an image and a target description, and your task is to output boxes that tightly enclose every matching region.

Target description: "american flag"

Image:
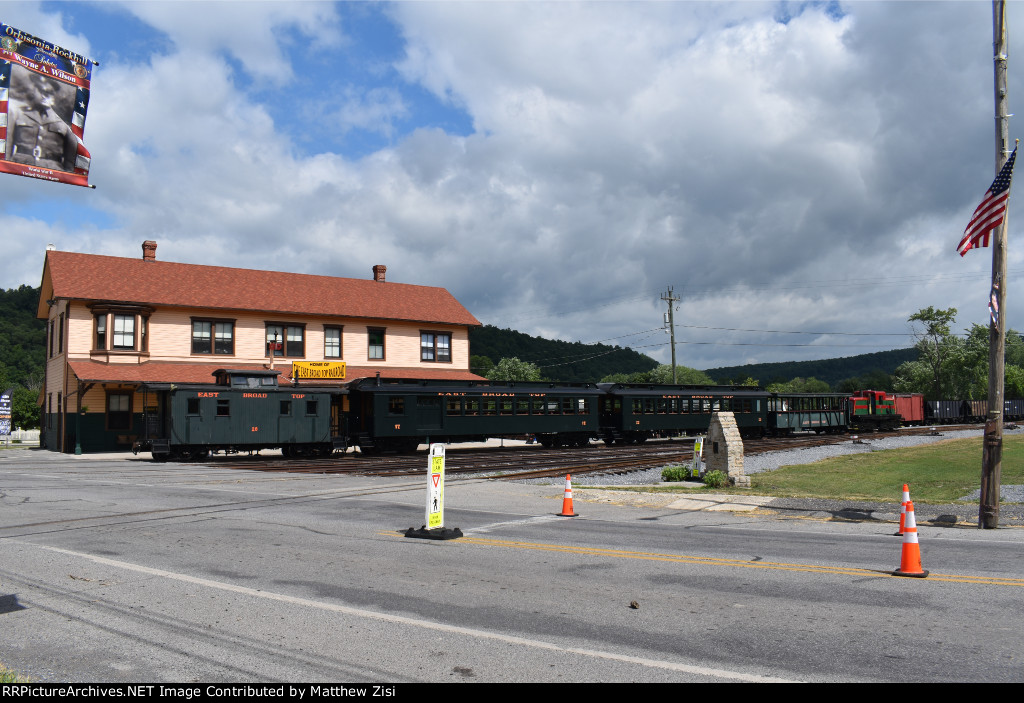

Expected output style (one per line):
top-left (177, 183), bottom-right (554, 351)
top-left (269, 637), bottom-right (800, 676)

top-left (959, 147), bottom-right (1018, 256)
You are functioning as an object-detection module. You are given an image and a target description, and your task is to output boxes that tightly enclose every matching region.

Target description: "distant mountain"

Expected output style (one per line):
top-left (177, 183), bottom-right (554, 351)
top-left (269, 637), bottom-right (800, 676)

top-left (468, 325), bottom-right (659, 382)
top-left (704, 348), bottom-right (919, 389)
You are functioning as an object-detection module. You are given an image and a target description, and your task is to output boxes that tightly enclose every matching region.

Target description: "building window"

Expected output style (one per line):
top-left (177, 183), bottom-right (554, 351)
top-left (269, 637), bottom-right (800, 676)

top-left (420, 332), bottom-right (451, 363)
top-left (193, 320), bottom-right (235, 355)
top-left (95, 315), bottom-right (106, 350)
top-left (266, 324), bottom-right (304, 357)
top-left (107, 392), bottom-right (132, 431)
top-left (368, 328), bottom-right (385, 360)
top-left (324, 326), bottom-right (342, 359)
top-left (48, 319), bottom-right (55, 357)
top-left (112, 314), bottom-right (135, 350)
top-left (58, 312), bottom-right (64, 354)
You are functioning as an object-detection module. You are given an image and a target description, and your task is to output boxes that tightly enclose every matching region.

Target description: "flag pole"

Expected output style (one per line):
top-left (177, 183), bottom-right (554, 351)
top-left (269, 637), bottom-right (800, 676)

top-left (981, 0), bottom-right (1011, 529)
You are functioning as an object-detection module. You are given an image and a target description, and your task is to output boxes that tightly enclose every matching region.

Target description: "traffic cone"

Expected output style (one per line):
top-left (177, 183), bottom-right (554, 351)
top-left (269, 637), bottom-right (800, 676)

top-left (894, 484), bottom-right (910, 536)
top-left (893, 501), bottom-right (928, 578)
top-left (558, 474), bottom-right (578, 517)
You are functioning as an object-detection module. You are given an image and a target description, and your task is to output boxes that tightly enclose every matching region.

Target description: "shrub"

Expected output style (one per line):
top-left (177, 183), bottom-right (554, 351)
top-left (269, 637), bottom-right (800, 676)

top-left (661, 465), bottom-right (689, 482)
top-left (703, 470), bottom-right (730, 489)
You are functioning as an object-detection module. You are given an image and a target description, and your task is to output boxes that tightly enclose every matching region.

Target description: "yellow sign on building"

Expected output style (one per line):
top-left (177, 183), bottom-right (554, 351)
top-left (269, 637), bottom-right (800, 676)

top-left (291, 361), bottom-right (346, 380)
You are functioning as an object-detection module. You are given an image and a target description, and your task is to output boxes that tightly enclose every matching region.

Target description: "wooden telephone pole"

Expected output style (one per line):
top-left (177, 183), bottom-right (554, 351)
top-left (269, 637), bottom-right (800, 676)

top-left (662, 286), bottom-right (680, 384)
top-left (980, 0), bottom-right (1010, 529)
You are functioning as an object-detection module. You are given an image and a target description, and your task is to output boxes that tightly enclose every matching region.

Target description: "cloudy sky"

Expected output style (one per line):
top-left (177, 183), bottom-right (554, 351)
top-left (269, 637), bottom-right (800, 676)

top-left (2, 1), bottom-right (1022, 372)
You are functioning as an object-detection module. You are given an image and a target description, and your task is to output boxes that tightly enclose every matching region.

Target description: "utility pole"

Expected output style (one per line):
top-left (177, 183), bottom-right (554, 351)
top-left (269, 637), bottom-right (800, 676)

top-left (662, 286), bottom-right (680, 384)
top-left (981, 0), bottom-right (1010, 529)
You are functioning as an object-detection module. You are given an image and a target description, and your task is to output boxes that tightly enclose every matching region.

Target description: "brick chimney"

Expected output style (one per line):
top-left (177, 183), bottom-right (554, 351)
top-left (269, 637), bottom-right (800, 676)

top-left (372, 264), bottom-right (386, 282)
top-left (142, 240), bottom-right (157, 261)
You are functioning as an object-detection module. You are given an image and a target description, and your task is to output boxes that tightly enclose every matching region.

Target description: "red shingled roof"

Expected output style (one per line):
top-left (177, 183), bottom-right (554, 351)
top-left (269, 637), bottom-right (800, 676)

top-left (67, 360), bottom-right (485, 385)
top-left (41, 250), bottom-right (480, 326)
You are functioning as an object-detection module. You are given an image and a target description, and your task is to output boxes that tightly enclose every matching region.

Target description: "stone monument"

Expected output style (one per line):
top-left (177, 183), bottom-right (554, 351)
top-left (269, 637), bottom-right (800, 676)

top-left (706, 411), bottom-right (750, 487)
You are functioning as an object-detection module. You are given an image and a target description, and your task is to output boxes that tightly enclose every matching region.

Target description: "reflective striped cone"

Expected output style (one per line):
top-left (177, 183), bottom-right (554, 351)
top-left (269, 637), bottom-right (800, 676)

top-left (894, 484), bottom-right (910, 536)
top-left (893, 501), bottom-right (929, 578)
top-left (559, 474), bottom-right (578, 517)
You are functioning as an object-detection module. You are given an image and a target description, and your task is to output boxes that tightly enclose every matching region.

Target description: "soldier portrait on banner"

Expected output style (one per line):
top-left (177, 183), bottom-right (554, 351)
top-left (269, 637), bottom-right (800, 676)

top-left (0, 21), bottom-right (95, 187)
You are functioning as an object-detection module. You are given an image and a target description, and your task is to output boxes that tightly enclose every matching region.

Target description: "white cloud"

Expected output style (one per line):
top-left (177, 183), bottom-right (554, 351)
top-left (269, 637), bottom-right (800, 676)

top-left (3, 1), bottom-right (1018, 372)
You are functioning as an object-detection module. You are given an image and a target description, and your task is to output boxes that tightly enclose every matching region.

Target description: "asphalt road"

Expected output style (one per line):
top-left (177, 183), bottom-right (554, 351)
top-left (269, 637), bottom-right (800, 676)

top-left (1, 447), bottom-right (1022, 683)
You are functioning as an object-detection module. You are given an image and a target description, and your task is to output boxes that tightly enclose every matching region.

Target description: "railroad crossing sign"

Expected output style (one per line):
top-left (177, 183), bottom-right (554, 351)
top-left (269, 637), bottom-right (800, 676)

top-left (427, 443), bottom-right (445, 529)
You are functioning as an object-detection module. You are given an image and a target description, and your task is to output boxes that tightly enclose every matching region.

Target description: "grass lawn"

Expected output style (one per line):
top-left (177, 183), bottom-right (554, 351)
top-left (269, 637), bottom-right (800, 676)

top-left (623, 434), bottom-right (1024, 504)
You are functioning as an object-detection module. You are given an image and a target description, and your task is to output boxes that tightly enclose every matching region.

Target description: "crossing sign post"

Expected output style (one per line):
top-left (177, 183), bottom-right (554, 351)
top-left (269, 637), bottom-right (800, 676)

top-left (404, 443), bottom-right (463, 540)
top-left (427, 443), bottom-right (445, 529)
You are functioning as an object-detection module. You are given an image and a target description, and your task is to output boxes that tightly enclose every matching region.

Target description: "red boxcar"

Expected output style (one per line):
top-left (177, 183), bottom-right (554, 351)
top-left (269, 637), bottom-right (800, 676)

top-left (892, 393), bottom-right (924, 425)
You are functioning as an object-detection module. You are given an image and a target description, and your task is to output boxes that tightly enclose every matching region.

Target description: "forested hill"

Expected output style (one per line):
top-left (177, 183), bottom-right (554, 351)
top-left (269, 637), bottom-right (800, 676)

top-left (704, 348), bottom-right (919, 389)
top-left (0, 285), bottom-right (45, 389)
top-left (469, 325), bottom-right (659, 382)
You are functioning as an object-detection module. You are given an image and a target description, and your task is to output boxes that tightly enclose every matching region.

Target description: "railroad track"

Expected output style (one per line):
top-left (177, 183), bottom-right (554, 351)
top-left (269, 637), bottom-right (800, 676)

top-left (188, 424), bottom-right (983, 481)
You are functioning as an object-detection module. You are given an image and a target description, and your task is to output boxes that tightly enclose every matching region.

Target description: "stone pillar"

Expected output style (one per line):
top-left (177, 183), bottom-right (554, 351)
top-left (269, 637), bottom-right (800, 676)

top-left (706, 411), bottom-right (750, 487)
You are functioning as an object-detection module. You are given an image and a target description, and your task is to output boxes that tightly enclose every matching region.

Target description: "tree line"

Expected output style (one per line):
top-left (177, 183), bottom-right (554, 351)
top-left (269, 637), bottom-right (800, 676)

top-left (0, 284), bottom-right (46, 430)
top-left (891, 306), bottom-right (1024, 400)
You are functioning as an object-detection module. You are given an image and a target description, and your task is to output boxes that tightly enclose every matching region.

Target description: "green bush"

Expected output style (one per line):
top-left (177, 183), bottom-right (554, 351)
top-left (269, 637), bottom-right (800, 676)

top-left (703, 470), bottom-right (729, 488)
top-left (661, 465), bottom-right (689, 482)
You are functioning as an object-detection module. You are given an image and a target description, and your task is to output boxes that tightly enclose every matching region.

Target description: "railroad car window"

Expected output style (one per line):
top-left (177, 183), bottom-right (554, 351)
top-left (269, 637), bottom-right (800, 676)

top-left (112, 314), bottom-right (135, 350)
top-left (368, 328), bottom-right (386, 360)
top-left (532, 398), bottom-right (546, 414)
top-left (500, 400), bottom-right (513, 415)
top-left (483, 400), bottom-right (497, 416)
top-left (280, 400), bottom-right (292, 415)
top-left (388, 397), bottom-right (405, 415)
top-left (578, 398), bottom-right (590, 414)
top-left (720, 399), bottom-right (731, 411)
top-left (465, 399), bottom-right (479, 415)
top-left (516, 399), bottom-right (530, 414)
top-left (187, 398), bottom-right (200, 415)
top-left (446, 398), bottom-right (462, 416)
top-left (561, 398), bottom-right (574, 414)
top-left (656, 399), bottom-right (667, 414)
top-left (324, 327), bottom-right (342, 359)
top-left (306, 400), bottom-right (318, 415)
top-left (632, 399), bottom-right (642, 414)
top-left (546, 400), bottom-right (559, 414)
top-left (216, 399), bottom-right (230, 417)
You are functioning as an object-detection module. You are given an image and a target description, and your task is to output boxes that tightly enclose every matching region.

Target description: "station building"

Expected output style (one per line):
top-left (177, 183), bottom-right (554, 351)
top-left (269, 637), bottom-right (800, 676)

top-left (37, 241), bottom-right (482, 452)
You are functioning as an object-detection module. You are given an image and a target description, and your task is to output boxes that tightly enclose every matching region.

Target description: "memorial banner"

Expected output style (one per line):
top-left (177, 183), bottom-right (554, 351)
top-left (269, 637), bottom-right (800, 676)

top-left (0, 22), bottom-right (94, 186)
top-left (0, 388), bottom-right (13, 437)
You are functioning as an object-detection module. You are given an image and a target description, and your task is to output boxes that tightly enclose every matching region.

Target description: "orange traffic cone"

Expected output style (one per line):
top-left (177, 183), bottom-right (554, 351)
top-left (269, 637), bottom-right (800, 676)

top-left (559, 474), bottom-right (578, 517)
top-left (894, 484), bottom-right (910, 536)
top-left (893, 501), bottom-right (928, 578)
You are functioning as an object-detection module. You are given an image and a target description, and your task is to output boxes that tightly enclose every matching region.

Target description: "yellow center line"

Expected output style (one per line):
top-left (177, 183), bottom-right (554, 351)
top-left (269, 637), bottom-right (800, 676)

top-left (384, 531), bottom-right (1024, 587)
